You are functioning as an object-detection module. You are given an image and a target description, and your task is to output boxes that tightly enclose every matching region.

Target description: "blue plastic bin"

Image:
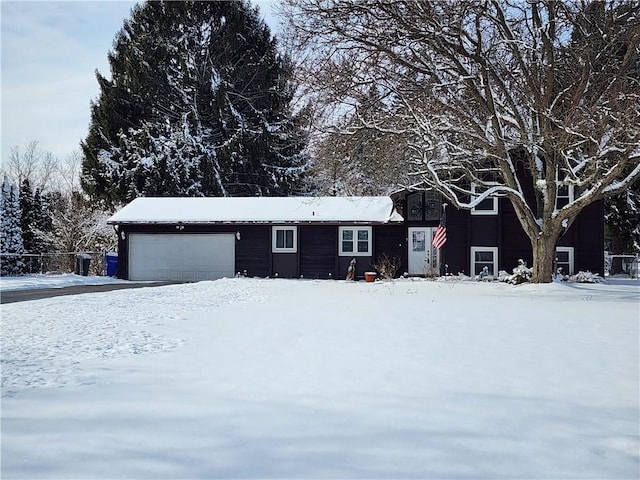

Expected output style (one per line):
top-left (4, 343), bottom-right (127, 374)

top-left (106, 252), bottom-right (118, 276)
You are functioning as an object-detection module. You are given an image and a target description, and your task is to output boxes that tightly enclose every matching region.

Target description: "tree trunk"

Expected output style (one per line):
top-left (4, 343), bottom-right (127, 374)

top-left (531, 232), bottom-right (561, 283)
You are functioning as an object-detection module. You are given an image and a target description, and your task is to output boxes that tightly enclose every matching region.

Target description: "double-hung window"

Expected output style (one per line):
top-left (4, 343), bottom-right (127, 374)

top-left (555, 247), bottom-right (574, 275)
top-left (470, 246), bottom-right (499, 276)
top-left (272, 226), bottom-right (297, 253)
top-left (471, 183), bottom-right (498, 215)
top-left (339, 226), bottom-right (372, 256)
top-left (556, 185), bottom-right (574, 209)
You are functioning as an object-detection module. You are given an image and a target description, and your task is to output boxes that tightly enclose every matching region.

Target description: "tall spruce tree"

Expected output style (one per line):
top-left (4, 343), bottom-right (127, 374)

top-left (81, 0), bottom-right (308, 205)
top-left (19, 179), bottom-right (37, 253)
top-left (19, 179), bottom-right (52, 257)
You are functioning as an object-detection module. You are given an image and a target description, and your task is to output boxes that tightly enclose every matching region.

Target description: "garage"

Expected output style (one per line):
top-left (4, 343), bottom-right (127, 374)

top-left (128, 233), bottom-right (235, 281)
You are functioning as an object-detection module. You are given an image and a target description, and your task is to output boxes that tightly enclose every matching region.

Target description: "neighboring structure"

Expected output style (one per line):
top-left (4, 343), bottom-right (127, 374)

top-left (107, 196), bottom-right (404, 281)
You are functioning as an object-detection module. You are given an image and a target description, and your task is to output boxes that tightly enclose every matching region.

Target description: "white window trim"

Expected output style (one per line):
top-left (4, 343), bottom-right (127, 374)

top-left (470, 246), bottom-right (499, 276)
top-left (272, 226), bottom-right (297, 253)
top-left (470, 183), bottom-right (499, 215)
top-left (556, 246), bottom-right (574, 275)
top-left (338, 226), bottom-right (372, 256)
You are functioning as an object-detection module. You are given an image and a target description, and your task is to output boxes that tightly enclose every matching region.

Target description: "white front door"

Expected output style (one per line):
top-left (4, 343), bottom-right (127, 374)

top-left (408, 227), bottom-right (439, 276)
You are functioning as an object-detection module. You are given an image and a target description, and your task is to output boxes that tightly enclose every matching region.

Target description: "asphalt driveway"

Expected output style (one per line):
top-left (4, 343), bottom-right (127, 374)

top-left (1, 282), bottom-right (179, 304)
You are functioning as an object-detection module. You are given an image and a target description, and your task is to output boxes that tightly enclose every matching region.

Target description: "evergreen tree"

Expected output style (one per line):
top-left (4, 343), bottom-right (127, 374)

top-left (18, 179), bottom-right (52, 261)
top-left (33, 187), bottom-right (53, 243)
top-left (82, 0), bottom-right (308, 205)
top-left (606, 185), bottom-right (640, 254)
top-left (1, 177), bottom-right (25, 275)
top-left (19, 179), bottom-right (37, 252)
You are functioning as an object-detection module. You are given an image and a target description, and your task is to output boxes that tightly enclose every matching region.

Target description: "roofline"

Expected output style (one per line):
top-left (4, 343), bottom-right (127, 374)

top-left (107, 219), bottom-right (405, 226)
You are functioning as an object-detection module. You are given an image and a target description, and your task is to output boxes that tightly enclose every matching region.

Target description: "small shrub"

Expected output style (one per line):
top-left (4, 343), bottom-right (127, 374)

top-left (499, 259), bottom-right (532, 284)
top-left (374, 253), bottom-right (401, 280)
top-left (566, 271), bottom-right (604, 283)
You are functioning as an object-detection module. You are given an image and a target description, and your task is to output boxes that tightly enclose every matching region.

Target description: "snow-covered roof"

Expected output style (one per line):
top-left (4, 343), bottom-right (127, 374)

top-left (107, 196), bottom-right (404, 225)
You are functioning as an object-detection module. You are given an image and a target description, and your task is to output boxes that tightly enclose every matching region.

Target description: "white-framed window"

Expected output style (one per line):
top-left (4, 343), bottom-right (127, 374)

top-left (470, 246), bottom-right (499, 276)
top-left (555, 246), bottom-right (574, 275)
top-left (272, 226), bottom-right (297, 253)
top-left (339, 226), bottom-right (372, 256)
top-left (471, 183), bottom-right (498, 215)
top-left (556, 185), bottom-right (575, 209)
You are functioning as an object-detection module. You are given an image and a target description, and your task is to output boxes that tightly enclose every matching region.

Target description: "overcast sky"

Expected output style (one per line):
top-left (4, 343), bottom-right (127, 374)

top-left (1, 0), bottom-right (279, 167)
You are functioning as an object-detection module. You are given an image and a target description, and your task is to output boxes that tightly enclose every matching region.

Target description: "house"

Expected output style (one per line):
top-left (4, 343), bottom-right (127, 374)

top-left (108, 187), bottom-right (604, 282)
top-left (107, 196), bottom-right (405, 281)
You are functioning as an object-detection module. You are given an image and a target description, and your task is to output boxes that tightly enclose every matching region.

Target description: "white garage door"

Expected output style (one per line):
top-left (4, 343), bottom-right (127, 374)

top-left (129, 233), bottom-right (235, 281)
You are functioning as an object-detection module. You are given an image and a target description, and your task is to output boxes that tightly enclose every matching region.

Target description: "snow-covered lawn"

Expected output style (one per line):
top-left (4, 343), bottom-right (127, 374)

top-left (1, 276), bottom-right (638, 479)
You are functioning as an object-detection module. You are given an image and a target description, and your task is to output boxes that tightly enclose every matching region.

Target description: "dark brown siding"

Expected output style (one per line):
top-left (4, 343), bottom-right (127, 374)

top-left (116, 230), bottom-right (129, 279)
top-left (575, 200), bottom-right (605, 274)
top-left (501, 200), bottom-right (533, 272)
top-left (441, 206), bottom-right (468, 275)
top-left (300, 225), bottom-right (337, 279)
top-left (373, 225), bottom-right (406, 277)
top-left (272, 254), bottom-right (298, 278)
top-left (235, 225), bottom-right (270, 277)
top-left (470, 214), bottom-right (499, 247)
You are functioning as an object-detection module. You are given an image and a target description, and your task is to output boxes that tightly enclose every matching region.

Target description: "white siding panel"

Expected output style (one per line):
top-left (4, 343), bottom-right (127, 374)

top-left (129, 234), bottom-right (235, 281)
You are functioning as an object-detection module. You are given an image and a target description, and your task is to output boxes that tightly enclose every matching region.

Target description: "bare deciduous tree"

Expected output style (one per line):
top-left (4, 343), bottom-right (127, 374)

top-left (281, 0), bottom-right (640, 282)
top-left (1, 143), bottom-right (115, 270)
top-left (311, 111), bottom-right (412, 195)
top-left (1, 143), bottom-right (82, 196)
top-left (3, 141), bottom-right (57, 192)
top-left (52, 150), bottom-right (83, 195)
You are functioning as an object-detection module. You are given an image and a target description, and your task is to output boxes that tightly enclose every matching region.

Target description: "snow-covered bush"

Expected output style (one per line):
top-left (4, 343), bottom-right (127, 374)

top-left (498, 259), bottom-right (532, 285)
top-left (436, 273), bottom-right (473, 282)
top-left (565, 271), bottom-right (604, 283)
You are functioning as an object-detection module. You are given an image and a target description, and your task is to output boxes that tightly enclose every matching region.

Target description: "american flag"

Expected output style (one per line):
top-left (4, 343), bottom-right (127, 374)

top-left (432, 207), bottom-right (447, 250)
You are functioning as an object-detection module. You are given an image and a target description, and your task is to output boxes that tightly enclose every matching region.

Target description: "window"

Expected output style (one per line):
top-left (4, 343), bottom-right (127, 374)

top-left (470, 247), bottom-right (498, 276)
top-left (556, 185), bottom-right (574, 209)
top-left (471, 183), bottom-right (498, 215)
top-left (272, 226), bottom-right (297, 253)
top-left (407, 192), bottom-right (424, 221)
top-left (412, 230), bottom-right (426, 252)
top-left (555, 247), bottom-right (574, 275)
top-left (339, 226), bottom-right (372, 256)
